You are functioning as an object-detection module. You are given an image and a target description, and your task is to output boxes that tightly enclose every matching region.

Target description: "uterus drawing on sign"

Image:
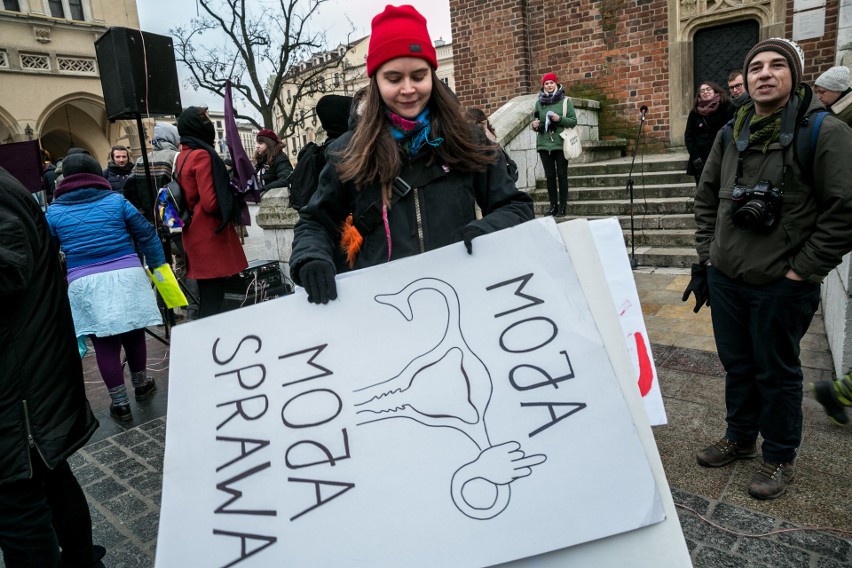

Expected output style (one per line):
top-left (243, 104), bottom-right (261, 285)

top-left (353, 277), bottom-right (547, 520)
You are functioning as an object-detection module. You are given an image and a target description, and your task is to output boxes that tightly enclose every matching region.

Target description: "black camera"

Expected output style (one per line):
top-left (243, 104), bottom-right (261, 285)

top-left (731, 180), bottom-right (782, 231)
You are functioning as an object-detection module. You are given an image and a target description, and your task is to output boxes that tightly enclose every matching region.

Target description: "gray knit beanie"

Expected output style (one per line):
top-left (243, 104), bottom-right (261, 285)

top-left (815, 66), bottom-right (850, 92)
top-left (154, 122), bottom-right (180, 146)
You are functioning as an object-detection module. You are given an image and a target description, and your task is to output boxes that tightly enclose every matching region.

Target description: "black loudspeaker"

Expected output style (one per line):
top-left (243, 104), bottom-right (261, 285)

top-left (94, 27), bottom-right (182, 120)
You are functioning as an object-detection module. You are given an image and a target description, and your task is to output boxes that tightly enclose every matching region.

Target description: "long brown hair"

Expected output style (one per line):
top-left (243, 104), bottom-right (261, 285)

top-left (257, 140), bottom-right (286, 165)
top-left (336, 71), bottom-right (496, 204)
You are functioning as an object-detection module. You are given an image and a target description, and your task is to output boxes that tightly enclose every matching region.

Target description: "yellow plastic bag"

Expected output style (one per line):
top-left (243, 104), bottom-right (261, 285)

top-left (150, 264), bottom-right (188, 308)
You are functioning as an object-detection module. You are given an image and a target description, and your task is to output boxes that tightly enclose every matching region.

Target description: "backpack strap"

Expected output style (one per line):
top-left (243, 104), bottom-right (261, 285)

top-left (794, 110), bottom-right (829, 184)
top-left (173, 150), bottom-right (193, 180)
top-left (354, 177), bottom-right (413, 236)
top-left (720, 117), bottom-right (735, 152)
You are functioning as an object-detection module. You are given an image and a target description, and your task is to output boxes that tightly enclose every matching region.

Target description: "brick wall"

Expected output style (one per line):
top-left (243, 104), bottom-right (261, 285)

top-left (792, 1), bottom-right (841, 84)
top-left (450, 0), bottom-right (840, 147)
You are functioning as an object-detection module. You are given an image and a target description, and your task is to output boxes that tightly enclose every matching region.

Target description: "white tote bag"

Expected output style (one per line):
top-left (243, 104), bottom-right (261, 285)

top-left (560, 127), bottom-right (582, 160)
top-left (558, 98), bottom-right (582, 160)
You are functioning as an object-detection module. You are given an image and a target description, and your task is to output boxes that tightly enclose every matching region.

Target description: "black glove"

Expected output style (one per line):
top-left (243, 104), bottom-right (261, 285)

top-left (681, 263), bottom-right (710, 313)
top-left (692, 157), bottom-right (704, 171)
top-left (299, 260), bottom-right (337, 304)
top-left (462, 225), bottom-right (488, 254)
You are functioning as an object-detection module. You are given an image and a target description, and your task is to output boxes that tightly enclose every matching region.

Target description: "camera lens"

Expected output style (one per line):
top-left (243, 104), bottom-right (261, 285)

top-left (732, 200), bottom-right (766, 231)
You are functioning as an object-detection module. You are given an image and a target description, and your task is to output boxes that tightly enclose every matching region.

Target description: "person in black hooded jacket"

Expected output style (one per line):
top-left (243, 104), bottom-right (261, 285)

top-left (0, 167), bottom-right (104, 566)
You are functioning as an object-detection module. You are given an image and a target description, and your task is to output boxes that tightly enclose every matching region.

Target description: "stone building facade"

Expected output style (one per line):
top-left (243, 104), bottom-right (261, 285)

top-left (448, 0), bottom-right (844, 147)
top-left (0, 0), bottom-right (143, 163)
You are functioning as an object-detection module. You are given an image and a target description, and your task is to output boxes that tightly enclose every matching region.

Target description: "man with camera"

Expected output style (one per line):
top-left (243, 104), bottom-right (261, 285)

top-left (683, 38), bottom-right (852, 500)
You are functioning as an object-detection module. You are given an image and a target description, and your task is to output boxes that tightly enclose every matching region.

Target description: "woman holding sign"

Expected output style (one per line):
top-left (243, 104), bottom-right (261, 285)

top-left (45, 153), bottom-right (163, 423)
top-left (291, 4), bottom-right (533, 304)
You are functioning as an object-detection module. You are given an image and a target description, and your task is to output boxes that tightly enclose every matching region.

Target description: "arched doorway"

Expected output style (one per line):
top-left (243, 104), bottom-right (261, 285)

top-left (38, 96), bottom-right (109, 162)
top-left (693, 20), bottom-right (759, 95)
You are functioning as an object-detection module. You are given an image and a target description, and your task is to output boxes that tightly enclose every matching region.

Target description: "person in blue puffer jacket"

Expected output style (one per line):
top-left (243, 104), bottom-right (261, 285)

top-left (46, 153), bottom-right (164, 423)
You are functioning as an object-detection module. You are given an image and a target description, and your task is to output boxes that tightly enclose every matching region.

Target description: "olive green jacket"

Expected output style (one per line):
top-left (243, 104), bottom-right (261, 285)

top-left (694, 88), bottom-right (852, 284)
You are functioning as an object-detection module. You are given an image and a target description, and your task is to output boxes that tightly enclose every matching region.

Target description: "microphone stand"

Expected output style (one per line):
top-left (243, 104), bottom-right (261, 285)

top-left (625, 108), bottom-right (647, 269)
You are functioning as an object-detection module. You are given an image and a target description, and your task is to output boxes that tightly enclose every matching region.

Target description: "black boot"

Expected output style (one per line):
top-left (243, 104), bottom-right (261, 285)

top-left (545, 178), bottom-right (558, 216)
top-left (109, 403), bottom-right (132, 422)
top-left (557, 177), bottom-right (569, 217)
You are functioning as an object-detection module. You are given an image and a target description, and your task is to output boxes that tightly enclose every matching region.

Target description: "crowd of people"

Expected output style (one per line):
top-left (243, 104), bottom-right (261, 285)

top-left (4, 2), bottom-right (852, 563)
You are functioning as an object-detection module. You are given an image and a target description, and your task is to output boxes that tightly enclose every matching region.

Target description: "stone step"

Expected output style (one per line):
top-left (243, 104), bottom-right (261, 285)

top-left (531, 183), bottom-right (696, 201)
top-left (532, 152), bottom-right (696, 269)
top-left (625, 229), bottom-right (695, 248)
top-left (630, 246), bottom-right (697, 269)
top-left (534, 197), bottom-right (694, 217)
top-left (568, 154), bottom-right (689, 176)
top-left (555, 170), bottom-right (694, 188)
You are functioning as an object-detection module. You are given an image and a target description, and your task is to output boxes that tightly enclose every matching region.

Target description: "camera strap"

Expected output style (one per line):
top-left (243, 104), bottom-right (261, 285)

top-left (733, 108), bottom-right (787, 192)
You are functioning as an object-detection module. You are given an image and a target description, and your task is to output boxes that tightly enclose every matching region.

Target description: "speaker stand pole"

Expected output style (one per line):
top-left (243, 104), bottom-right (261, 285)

top-left (133, 113), bottom-right (175, 343)
top-left (625, 114), bottom-right (646, 270)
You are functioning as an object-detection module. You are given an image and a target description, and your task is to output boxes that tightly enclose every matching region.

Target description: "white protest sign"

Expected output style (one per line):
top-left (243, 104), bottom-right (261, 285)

top-left (588, 217), bottom-right (667, 426)
top-left (499, 219), bottom-right (689, 567)
top-left (156, 218), bottom-right (665, 567)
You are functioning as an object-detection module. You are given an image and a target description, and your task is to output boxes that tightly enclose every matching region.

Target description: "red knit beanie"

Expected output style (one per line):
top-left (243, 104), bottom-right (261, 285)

top-left (256, 128), bottom-right (279, 144)
top-left (366, 5), bottom-right (438, 77)
top-left (542, 72), bottom-right (558, 85)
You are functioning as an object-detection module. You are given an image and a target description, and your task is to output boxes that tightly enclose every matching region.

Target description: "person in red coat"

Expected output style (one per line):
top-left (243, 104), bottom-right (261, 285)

top-left (176, 106), bottom-right (248, 318)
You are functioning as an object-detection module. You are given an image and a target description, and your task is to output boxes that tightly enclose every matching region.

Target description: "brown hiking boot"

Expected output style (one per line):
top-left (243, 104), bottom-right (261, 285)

top-left (748, 461), bottom-right (795, 500)
top-left (696, 438), bottom-right (757, 468)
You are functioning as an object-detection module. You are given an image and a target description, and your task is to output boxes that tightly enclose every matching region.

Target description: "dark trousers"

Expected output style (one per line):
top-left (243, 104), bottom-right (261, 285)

top-left (707, 267), bottom-right (820, 463)
top-left (538, 149), bottom-right (569, 206)
top-left (0, 454), bottom-right (95, 568)
top-left (197, 277), bottom-right (228, 319)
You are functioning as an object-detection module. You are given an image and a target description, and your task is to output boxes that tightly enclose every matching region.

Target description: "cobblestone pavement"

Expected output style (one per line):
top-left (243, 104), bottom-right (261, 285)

top-left (3, 217), bottom-right (851, 566)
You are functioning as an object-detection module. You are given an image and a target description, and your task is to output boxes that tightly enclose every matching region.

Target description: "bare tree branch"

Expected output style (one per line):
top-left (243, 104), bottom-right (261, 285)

top-left (170, 0), bottom-right (347, 132)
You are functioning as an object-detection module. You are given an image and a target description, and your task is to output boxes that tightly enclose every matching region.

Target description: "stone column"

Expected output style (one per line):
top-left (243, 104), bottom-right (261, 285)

top-left (255, 186), bottom-right (299, 278)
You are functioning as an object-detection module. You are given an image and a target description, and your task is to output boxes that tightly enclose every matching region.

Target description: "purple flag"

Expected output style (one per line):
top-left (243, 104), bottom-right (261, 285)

top-left (224, 80), bottom-right (261, 224)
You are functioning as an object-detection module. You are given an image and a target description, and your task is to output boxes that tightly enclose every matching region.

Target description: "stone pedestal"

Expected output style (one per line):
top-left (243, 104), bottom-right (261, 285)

top-left (254, 186), bottom-right (299, 278)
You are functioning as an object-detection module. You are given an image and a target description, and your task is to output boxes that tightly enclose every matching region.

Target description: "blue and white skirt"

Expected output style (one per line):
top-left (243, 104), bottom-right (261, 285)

top-left (68, 266), bottom-right (163, 337)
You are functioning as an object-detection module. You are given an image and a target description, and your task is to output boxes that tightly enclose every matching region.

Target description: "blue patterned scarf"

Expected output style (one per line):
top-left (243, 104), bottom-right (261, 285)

top-left (386, 107), bottom-right (444, 157)
top-left (538, 86), bottom-right (565, 106)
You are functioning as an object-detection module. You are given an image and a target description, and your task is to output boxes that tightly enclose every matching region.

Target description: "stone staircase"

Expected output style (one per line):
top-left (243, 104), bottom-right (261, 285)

top-left (530, 151), bottom-right (698, 268)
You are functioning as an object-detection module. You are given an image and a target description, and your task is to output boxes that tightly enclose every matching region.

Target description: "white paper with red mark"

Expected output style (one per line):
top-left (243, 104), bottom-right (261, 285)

top-left (587, 217), bottom-right (668, 426)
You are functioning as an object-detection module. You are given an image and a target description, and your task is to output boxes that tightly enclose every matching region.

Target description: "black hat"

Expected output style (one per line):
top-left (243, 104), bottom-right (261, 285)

top-left (61, 153), bottom-right (102, 176)
top-left (317, 95), bottom-right (353, 138)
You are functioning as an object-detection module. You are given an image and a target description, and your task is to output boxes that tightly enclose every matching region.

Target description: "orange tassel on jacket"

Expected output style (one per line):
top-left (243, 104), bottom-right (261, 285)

top-left (339, 214), bottom-right (363, 269)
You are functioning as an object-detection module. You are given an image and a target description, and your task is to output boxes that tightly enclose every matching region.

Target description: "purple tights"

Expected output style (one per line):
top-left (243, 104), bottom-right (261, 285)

top-left (90, 328), bottom-right (148, 390)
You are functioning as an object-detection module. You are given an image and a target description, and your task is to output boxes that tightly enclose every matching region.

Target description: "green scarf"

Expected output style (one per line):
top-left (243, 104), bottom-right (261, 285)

top-left (732, 86), bottom-right (805, 152)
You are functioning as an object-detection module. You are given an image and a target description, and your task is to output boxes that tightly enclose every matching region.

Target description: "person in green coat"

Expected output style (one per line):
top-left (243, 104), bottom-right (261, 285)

top-left (531, 72), bottom-right (577, 216)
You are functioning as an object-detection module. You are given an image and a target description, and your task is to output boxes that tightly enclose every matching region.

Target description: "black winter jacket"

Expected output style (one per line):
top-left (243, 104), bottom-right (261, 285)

top-left (0, 168), bottom-right (98, 485)
top-left (291, 130), bottom-right (534, 280)
top-left (103, 162), bottom-right (133, 193)
top-left (258, 153), bottom-right (293, 191)
top-left (684, 105), bottom-right (733, 176)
